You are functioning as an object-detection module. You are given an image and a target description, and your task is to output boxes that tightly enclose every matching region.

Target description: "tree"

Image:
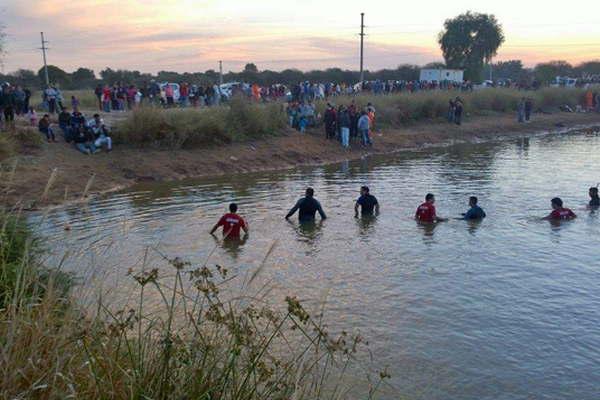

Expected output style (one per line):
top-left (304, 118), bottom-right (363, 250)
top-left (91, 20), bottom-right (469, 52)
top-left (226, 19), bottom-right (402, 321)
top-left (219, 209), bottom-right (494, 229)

top-left (491, 60), bottom-right (526, 81)
top-left (438, 12), bottom-right (505, 82)
top-left (243, 63), bottom-right (259, 74)
top-left (37, 65), bottom-right (71, 87)
top-left (71, 67), bottom-right (96, 88)
top-left (576, 61), bottom-right (600, 77)
top-left (11, 69), bottom-right (39, 88)
top-left (533, 61), bottom-right (573, 83)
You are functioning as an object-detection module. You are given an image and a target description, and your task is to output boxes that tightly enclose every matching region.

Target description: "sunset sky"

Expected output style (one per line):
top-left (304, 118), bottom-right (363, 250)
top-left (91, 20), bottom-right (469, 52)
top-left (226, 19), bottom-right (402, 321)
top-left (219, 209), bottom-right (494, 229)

top-left (1, 0), bottom-right (599, 75)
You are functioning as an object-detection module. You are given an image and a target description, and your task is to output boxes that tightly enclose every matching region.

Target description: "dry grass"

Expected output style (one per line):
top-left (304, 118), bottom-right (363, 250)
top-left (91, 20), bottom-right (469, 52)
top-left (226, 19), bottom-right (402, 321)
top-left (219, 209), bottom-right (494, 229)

top-left (114, 97), bottom-right (287, 148)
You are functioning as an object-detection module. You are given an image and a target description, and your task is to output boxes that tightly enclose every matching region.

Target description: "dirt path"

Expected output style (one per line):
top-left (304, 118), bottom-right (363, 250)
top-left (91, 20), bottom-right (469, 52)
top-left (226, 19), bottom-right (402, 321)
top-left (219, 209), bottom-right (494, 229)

top-left (3, 112), bottom-right (600, 209)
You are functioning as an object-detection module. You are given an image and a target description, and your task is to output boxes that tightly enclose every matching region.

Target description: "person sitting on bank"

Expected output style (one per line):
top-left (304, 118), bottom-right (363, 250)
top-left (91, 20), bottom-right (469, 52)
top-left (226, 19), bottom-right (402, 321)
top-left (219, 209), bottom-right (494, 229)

top-left (58, 107), bottom-right (72, 141)
top-left (462, 196), bottom-right (486, 220)
top-left (210, 203), bottom-right (249, 239)
top-left (285, 187), bottom-right (327, 222)
top-left (87, 113), bottom-right (112, 152)
top-left (543, 197), bottom-right (576, 220)
top-left (588, 187), bottom-right (599, 208)
top-left (73, 125), bottom-right (97, 155)
top-left (415, 193), bottom-right (447, 223)
top-left (38, 114), bottom-right (56, 142)
top-left (355, 186), bottom-right (379, 217)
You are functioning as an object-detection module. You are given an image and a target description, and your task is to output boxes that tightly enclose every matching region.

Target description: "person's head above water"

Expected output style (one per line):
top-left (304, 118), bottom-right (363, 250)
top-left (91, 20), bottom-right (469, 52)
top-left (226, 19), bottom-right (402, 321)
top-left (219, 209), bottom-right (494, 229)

top-left (589, 187), bottom-right (599, 198)
top-left (469, 196), bottom-right (478, 206)
top-left (229, 203), bottom-right (238, 213)
top-left (305, 187), bottom-right (314, 198)
top-left (551, 197), bottom-right (563, 209)
top-left (425, 193), bottom-right (435, 203)
top-left (360, 186), bottom-right (370, 196)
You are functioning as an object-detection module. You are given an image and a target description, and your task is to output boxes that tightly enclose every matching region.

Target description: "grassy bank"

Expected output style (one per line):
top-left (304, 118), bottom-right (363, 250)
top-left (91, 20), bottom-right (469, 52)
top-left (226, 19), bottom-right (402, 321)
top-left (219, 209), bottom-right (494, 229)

top-left (113, 88), bottom-right (588, 149)
top-left (0, 212), bottom-right (384, 399)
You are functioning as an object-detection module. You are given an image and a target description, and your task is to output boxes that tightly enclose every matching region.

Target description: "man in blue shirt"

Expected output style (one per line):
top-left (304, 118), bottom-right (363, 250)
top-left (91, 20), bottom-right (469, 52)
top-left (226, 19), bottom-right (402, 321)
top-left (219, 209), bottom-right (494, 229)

top-left (285, 187), bottom-right (327, 222)
top-left (355, 186), bottom-right (379, 217)
top-left (462, 196), bottom-right (486, 220)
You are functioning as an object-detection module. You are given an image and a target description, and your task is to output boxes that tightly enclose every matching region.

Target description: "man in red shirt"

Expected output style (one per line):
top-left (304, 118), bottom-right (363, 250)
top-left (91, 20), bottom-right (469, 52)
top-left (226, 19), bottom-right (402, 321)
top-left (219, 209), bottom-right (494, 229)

top-left (544, 197), bottom-right (577, 220)
top-left (415, 193), bottom-right (447, 223)
top-left (210, 203), bottom-right (249, 238)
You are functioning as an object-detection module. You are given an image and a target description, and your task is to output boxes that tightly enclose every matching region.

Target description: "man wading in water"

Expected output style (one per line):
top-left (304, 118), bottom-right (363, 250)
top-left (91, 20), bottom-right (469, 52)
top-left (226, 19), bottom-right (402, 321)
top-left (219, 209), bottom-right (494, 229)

top-left (210, 203), bottom-right (249, 239)
top-left (415, 193), bottom-right (447, 223)
top-left (355, 186), bottom-right (379, 217)
top-left (285, 187), bottom-right (327, 222)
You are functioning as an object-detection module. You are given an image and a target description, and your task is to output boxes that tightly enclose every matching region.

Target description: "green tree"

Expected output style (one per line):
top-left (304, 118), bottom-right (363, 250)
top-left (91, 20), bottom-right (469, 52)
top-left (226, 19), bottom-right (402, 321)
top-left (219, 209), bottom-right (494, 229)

top-left (576, 61), bottom-right (600, 77)
top-left (71, 67), bottom-right (96, 84)
top-left (37, 65), bottom-right (71, 88)
top-left (533, 61), bottom-right (573, 83)
top-left (438, 12), bottom-right (505, 82)
top-left (12, 69), bottom-right (39, 88)
top-left (243, 63), bottom-right (259, 73)
top-left (491, 60), bottom-right (527, 81)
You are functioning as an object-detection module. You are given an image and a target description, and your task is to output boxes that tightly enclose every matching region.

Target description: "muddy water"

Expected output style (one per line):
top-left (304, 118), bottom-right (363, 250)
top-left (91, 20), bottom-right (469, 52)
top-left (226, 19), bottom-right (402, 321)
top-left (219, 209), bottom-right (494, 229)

top-left (32, 130), bottom-right (600, 399)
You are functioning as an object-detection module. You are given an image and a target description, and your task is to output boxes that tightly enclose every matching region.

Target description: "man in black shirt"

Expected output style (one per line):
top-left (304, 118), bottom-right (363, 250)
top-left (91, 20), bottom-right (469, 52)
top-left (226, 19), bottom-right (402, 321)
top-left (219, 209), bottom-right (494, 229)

top-left (355, 186), bottom-right (379, 217)
top-left (285, 187), bottom-right (327, 222)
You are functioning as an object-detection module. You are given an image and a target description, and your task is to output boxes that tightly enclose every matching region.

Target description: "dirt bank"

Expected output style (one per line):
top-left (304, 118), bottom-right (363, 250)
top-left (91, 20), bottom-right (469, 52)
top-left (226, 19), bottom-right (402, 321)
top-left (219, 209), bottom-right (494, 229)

top-left (3, 112), bottom-right (600, 209)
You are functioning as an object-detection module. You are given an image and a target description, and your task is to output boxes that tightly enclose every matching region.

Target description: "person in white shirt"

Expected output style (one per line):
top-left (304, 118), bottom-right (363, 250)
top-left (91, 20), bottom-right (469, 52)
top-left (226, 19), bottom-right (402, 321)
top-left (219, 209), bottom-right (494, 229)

top-left (87, 114), bottom-right (112, 151)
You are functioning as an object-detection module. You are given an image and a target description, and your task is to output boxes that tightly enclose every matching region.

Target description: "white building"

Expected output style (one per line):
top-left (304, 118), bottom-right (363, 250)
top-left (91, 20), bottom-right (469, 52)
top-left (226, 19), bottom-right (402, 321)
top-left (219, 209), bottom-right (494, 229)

top-left (419, 68), bottom-right (464, 83)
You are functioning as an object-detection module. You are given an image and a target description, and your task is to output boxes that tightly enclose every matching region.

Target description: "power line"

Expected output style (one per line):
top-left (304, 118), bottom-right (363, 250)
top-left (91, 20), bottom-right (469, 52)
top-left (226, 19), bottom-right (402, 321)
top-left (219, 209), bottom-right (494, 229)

top-left (39, 32), bottom-right (50, 87)
top-left (359, 12), bottom-right (365, 84)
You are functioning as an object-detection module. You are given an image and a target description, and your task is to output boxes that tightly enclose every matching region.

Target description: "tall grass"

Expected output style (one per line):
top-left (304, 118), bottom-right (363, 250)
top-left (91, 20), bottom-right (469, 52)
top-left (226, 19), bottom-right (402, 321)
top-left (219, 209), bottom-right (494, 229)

top-left (0, 211), bottom-right (386, 399)
top-left (113, 88), bottom-right (588, 148)
top-left (115, 97), bottom-right (287, 148)
top-left (315, 87), bottom-right (587, 128)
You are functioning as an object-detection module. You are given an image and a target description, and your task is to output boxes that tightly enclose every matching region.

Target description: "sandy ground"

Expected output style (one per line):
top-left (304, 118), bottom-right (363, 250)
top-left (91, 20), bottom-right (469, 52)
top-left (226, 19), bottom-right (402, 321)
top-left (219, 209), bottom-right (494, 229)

top-left (3, 112), bottom-right (600, 209)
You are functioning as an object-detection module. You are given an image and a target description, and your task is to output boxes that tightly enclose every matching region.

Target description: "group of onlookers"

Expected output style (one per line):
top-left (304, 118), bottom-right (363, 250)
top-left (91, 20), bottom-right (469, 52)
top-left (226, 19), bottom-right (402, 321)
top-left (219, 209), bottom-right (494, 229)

top-left (94, 81), bottom-right (225, 111)
top-left (286, 102), bottom-right (316, 132)
top-left (54, 108), bottom-right (112, 154)
top-left (322, 101), bottom-right (375, 148)
top-left (447, 97), bottom-right (465, 125)
top-left (0, 83), bottom-right (33, 125)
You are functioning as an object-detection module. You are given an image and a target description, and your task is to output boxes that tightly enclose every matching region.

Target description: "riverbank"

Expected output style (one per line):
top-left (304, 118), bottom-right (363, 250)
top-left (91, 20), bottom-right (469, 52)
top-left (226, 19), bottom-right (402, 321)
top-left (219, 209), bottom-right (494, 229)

top-left (2, 111), bottom-right (600, 208)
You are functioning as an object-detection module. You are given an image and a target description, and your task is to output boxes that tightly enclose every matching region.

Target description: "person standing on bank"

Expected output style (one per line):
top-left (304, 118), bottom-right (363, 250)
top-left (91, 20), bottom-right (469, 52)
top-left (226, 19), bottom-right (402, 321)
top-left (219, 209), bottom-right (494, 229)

top-left (285, 187), bottom-right (327, 222)
top-left (355, 186), bottom-right (379, 217)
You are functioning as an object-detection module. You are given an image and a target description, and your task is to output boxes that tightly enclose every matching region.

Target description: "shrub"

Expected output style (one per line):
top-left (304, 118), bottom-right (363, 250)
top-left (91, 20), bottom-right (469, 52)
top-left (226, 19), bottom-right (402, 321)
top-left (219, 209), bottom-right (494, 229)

top-left (115, 100), bottom-right (287, 149)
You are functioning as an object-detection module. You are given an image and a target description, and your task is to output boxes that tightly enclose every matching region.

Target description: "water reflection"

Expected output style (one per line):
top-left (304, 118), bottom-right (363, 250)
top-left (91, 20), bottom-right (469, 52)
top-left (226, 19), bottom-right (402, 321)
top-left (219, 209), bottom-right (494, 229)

top-left (356, 214), bottom-right (378, 237)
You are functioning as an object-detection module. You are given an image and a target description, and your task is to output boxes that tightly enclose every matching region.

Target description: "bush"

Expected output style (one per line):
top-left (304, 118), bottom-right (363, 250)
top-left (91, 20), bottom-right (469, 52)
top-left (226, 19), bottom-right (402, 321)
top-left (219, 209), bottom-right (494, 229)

top-left (115, 100), bottom-right (287, 149)
top-left (12, 126), bottom-right (45, 149)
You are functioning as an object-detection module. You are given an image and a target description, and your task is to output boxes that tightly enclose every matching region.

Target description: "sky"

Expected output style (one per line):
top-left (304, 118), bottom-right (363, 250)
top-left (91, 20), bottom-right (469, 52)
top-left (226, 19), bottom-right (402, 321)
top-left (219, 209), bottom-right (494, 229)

top-left (1, 0), bottom-right (599, 75)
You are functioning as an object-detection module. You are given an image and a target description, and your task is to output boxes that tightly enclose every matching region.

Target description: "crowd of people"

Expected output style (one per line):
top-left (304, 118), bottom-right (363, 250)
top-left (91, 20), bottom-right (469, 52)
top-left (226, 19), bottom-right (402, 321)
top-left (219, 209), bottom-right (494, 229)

top-left (0, 83), bottom-right (33, 124)
top-left (210, 185), bottom-right (599, 240)
top-left (26, 104), bottom-right (112, 155)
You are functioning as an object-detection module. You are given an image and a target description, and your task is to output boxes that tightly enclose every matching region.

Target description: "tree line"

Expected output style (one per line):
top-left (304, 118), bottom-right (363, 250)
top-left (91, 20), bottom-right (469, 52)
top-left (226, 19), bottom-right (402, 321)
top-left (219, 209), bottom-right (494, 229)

top-left (1, 59), bottom-right (599, 91)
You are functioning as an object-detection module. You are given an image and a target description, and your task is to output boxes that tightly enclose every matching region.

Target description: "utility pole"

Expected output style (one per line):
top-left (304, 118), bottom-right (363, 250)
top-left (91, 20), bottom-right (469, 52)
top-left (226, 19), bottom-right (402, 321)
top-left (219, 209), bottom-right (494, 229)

top-left (39, 32), bottom-right (50, 88)
top-left (219, 60), bottom-right (223, 85)
top-left (359, 12), bottom-right (365, 86)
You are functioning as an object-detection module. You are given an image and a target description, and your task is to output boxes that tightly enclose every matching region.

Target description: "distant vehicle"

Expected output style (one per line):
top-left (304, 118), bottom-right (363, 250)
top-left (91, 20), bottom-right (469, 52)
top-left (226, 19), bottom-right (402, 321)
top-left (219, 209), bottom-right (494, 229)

top-left (551, 77), bottom-right (577, 88)
top-left (474, 80), bottom-right (494, 90)
top-left (219, 82), bottom-right (243, 100)
top-left (159, 82), bottom-right (180, 101)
